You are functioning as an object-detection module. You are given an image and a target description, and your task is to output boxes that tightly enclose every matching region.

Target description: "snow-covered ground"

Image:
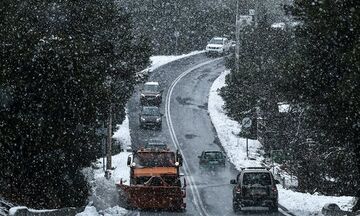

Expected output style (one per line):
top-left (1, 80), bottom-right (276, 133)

top-left (149, 50), bottom-right (205, 71)
top-left (207, 69), bottom-right (355, 215)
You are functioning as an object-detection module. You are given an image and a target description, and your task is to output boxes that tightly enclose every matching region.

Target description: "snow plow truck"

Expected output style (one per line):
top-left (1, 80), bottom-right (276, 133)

top-left (116, 148), bottom-right (186, 211)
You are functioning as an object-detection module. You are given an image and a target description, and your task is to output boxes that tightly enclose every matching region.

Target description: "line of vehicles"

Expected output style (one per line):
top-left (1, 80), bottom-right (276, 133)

top-left (138, 81), bottom-right (163, 130)
top-left (116, 53), bottom-right (279, 212)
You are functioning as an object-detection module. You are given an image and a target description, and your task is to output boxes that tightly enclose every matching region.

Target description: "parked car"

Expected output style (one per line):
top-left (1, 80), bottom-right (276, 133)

top-left (198, 151), bottom-right (226, 166)
top-left (321, 203), bottom-right (359, 216)
top-left (144, 139), bottom-right (168, 150)
top-left (140, 81), bottom-right (162, 106)
top-left (139, 106), bottom-right (162, 129)
top-left (230, 167), bottom-right (280, 212)
top-left (205, 37), bottom-right (231, 56)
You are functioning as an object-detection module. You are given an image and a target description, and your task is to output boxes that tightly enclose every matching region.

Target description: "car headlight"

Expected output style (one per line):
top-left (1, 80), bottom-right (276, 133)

top-left (155, 94), bottom-right (161, 97)
top-left (156, 117), bottom-right (161, 122)
top-left (141, 117), bottom-right (146, 121)
top-left (141, 93), bottom-right (145, 97)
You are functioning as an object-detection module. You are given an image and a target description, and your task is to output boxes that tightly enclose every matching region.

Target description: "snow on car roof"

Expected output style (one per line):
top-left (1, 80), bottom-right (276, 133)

top-left (145, 81), bottom-right (159, 85)
top-left (213, 37), bottom-right (227, 40)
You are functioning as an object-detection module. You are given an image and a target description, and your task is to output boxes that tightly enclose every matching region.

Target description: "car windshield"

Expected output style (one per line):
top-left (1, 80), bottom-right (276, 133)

top-left (144, 84), bottom-right (159, 93)
top-left (142, 107), bottom-right (159, 115)
top-left (209, 38), bottom-right (224, 45)
top-left (243, 172), bottom-right (272, 186)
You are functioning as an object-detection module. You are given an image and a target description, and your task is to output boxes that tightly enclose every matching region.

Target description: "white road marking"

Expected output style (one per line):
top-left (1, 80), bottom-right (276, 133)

top-left (165, 58), bottom-right (222, 216)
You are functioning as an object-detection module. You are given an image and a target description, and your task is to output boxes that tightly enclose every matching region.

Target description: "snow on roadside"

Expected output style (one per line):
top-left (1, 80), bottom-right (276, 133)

top-left (149, 50), bottom-right (204, 71)
top-left (278, 186), bottom-right (354, 215)
top-left (208, 70), bottom-right (263, 170)
top-left (207, 69), bottom-right (354, 216)
top-left (78, 115), bottom-right (131, 215)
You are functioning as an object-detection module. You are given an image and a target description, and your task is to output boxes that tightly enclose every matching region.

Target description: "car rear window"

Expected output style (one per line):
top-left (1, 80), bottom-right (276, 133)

top-left (204, 152), bottom-right (223, 159)
top-left (242, 172), bottom-right (272, 186)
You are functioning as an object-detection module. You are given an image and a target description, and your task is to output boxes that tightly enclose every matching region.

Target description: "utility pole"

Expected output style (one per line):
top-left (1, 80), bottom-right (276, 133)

top-left (235, 0), bottom-right (240, 74)
top-left (106, 103), bottom-right (113, 171)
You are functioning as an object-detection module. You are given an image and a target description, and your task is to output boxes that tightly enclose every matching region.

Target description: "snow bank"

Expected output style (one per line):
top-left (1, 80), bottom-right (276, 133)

top-left (76, 206), bottom-right (127, 216)
top-left (278, 186), bottom-right (354, 215)
top-left (112, 113), bottom-right (131, 151)
top-left (149, 50), bottom-right (204, 71)
top-left (207, 69), bottom-right (354, 216)
top-left (76, 206), bottom-right (99, 216)
top-left (78, 114), bottom-right (132, 215)
top-left (208, 70), bottom-right (263, 170)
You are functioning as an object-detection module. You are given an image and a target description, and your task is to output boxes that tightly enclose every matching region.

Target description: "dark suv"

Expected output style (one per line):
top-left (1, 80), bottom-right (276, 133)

top-left (140, 82), bottom-right (162, 106)
top-left (139, 106), bottom-right (162, 130)
top-left (230, 167), bottom-right (279, 212)
top-left (198, 151), bottom-right (226, 166)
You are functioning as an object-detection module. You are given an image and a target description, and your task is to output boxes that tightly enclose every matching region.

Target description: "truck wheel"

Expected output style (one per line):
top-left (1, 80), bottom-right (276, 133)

top-left (269, 203), bottom-right (278, 212)
top-left (233, 201), bottom-right (241, 213)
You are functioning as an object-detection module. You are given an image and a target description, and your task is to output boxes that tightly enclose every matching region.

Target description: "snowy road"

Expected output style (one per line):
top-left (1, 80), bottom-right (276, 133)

top-left (127, 53), bottom-right (288, 216)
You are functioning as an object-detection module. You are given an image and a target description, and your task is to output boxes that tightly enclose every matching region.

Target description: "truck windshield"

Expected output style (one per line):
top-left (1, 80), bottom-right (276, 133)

top-left (134, 152), bottom-right (176, 167)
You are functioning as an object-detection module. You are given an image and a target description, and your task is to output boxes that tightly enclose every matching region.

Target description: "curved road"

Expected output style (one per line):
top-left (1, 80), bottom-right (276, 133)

top-left (127, 53), bottom-right (289, 216)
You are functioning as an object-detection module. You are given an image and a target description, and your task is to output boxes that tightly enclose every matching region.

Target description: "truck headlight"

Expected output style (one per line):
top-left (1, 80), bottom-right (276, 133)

top-left (141, 117), bottom-right (146, 121)
top-left (141, 93), bottom-right (145, 97)
top-left (155, 94), bottom-right (161, 97)
top-left (156, 117), bottom-right (161, 122)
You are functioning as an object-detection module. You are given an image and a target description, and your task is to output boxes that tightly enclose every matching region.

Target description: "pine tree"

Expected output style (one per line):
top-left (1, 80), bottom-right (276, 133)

top-left (0, 0), bottom-right (151, 208)
top-left (280, 0), bottom-right (360, 197)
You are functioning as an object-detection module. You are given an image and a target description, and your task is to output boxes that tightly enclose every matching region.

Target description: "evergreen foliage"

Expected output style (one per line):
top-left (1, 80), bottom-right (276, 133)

top-left (220, 0), bottom-right (360, 197)
top-left (281, 0), bottom-right (360, 196)
top-left (0, 0), bottom-right (150, 208)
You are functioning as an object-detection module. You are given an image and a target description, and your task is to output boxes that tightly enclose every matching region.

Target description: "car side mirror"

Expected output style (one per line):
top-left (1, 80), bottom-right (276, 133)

top-left (230, 179), bottom-right (237, 184)
top-left (275, 179), bottom-right (280, 184)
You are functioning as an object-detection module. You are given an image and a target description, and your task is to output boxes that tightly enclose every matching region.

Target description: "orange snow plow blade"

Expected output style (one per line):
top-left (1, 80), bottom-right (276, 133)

top-left (117, 183), bottom-right (186, 210)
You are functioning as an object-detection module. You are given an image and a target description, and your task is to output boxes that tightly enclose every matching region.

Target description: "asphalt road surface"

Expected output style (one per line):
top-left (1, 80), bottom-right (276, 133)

top-left (126, 53), bottom-right (290, 216)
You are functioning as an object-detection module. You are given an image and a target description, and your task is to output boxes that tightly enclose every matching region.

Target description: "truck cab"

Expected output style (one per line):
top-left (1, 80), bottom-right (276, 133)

top-left (117, 149), bottom-right (186, 211)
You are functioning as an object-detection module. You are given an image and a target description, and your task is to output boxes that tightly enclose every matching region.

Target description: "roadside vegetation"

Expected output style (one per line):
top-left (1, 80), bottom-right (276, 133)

top-left (0, 0), bottom-right (151, 209)
top-left (220, 0), bottom-right (360, 210)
